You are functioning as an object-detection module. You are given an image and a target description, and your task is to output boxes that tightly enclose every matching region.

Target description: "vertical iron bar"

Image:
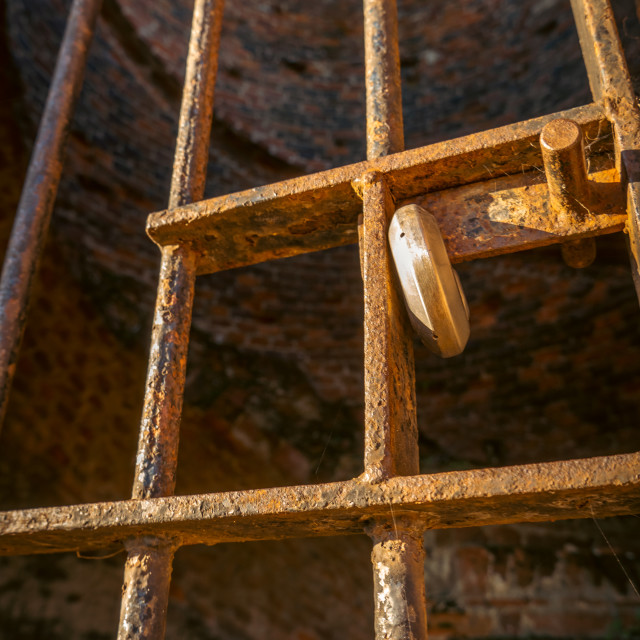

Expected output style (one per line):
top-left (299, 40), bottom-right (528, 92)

top-left (118, 1), bottom-right (225, 638)
top-left (0, 0), bottom-right (103, 431)
top-left (169, 0), bottom-right (224, 210)
top-left (362, 0), bottom-right (416, 483)
top-left (570, 0), bottom-right (640, 297)
top-left (361, 1), bottom-right (427, 638)
top-left (361, 173), bottom-right (419, 481)
top-left (118, 541), bottom-right (176, 640)
top-left (363, 0), bottom-right (404, 159)
top-left (131, 245), bottom-right (197, 501)
top-left (370, 521), bottom-right (429, 640)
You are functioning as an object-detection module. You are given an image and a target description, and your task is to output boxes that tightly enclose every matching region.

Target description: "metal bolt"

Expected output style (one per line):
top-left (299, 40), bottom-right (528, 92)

top-left (540, 118), bottom-right (596, 268)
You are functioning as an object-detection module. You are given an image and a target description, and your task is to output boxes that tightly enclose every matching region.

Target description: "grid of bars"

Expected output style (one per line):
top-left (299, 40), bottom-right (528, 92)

top-left (1, 0), bottom-right (639, 638)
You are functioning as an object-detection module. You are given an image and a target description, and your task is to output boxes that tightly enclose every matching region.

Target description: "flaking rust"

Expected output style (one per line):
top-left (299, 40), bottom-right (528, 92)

top-left (369, 519), bottom-right (428, 640)
top-left (146, 104), bottom-right (615, 275)
top-left (118, 1), bottom-right (225, 638)
top-left (1, 452), bottom-right (639, 556)
top-left (570, 0), bottom-right (640, 297)
top-left (362, 1), bottom-right (429, 638)
top-left (3, 1), bottom-right (639, 639)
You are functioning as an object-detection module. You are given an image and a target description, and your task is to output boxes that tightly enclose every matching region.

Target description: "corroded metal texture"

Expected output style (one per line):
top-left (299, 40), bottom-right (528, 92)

top-left (364, 0), bottom-right (404, 158)
top-left (1, 452), bottom-right (639, 556)
top-left (541, 119), bottom-right (591, 217)
top-left (146, 104), bottom-right (612, 274)
top-left (408, 160), bottom-right (625, 261)
top-left (169, 0), bottom-right (225, 209)
top-left (0, 0), bottom-right (103, 431)
top-left (120, 1), bottom-right (225, 637)
top-left (132, 246), bottom-right (196, 500)
top-left (132, 0), bottom-right (224, 502)
top-left (2, 2), bottom-right (638, 637)
top-left (370, 521), bottom-right (428, 640)
top-left (540, 118), bottom-right (596, 267)
top-left (570, 0), bottom-right (640, 294)
top-left (361, 4), bottom-right (426, 636)
top-left (361, 174), bottom-right (418, 482)
top-left (118, 540), bottom-right (176, 640)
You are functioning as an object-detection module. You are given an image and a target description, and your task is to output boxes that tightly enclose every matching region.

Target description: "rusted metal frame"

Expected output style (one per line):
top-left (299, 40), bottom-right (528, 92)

top-left (0, 0), bottom-right (103, 431)
top-left (1, 451), bottom-right (639, 557)
top-left (363, 0), bottom-right (404, 158)
top-left (119, 540), bottom-right (176, 640)
top-left (404, 159), bottom-right (624, 261)
top-left (362, 1), bottom-right (427, 638)
top-left (361, 174), bottom-right (428, 639)
top-left (132, 247), bottom-right (196, 502)
top-left (369, 522), bottom-right (429, 640)
top-left (146, 104), bottom-right (612, 275)
top-left (570, 0), bottom-right (640, 297)
top-left (361, 176), bottom-right (419, 481)
top-left (118, 2), bottom-right (225, 638)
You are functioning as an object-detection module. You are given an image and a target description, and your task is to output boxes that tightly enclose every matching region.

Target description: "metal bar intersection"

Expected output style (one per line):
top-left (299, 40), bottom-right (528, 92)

top-left (0, 0), bottom-right (639, 638)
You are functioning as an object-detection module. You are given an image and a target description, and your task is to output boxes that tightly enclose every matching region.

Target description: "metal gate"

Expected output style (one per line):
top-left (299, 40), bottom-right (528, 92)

top-left (1, 0), bottom-right (639, 638)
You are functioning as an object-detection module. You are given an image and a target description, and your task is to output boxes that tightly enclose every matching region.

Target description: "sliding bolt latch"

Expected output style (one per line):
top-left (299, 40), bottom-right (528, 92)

top-left (540, 118), bottom-right (596, 268)
top-left (389, 204), bottom-right (470, 358)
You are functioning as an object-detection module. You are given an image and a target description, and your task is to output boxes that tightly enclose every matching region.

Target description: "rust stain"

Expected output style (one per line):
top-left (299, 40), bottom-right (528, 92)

top-left (570, 0), bottom-right (640, 293)
top-left (119, 0), bottom-right (225, 635)
top-left (1, 452), bottom-right (639, 556)
top-left (3, 1), bottom-right (640, 639)
top-left (146, 104), bottom-right (613, 275)
top-left (118, 539), bottom-right (177, 640)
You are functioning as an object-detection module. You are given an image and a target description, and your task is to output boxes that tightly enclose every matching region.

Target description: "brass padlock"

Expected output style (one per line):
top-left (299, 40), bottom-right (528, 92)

top-left (389, 204), bottom-right (470, 358)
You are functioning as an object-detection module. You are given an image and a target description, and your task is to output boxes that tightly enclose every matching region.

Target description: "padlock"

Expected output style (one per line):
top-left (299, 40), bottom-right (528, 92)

top-left (389, 204), bottom-right (470, 358)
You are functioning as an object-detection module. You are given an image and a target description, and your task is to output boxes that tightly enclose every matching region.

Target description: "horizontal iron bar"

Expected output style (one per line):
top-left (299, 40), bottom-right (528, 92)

top-left (1, 452), bottom-right (638, 556)
top-left (146, 104), bottom-right (613, 274)
top-left (408, 162), bottom-right (625, 262)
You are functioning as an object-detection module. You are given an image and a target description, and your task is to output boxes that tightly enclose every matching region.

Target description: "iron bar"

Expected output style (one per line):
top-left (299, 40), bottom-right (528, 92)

top-left (561, 238), bottom-right (597, 268)
top-left (1, 452), bottom-right (638, 556)
top-left (370, 521), bottom-right (428, 640)
top-left (570, 0), bottom-right (640, 293)
top-left (361, 173), bottom-right (419, 481)
top-left (132, 246), bottom-right (196, 501)
top-left (363, 0), bottom-right (404, 158)
top-left (146, 104), bottom-right (613, 274)
top-left (0, 0), bottom-right (103, 431)
top-left (407, 160), bottom-right (623, 258)
top-left (541, 119), bottom-right (591, 217)
top-left (361, 1), bottom-right (427, 637)
top-left (118, 1), bottom-right (225, 637)
top-left (169, 0), bottom-right (225, 209)
top-left (118, 540), bottom-right (177, 640)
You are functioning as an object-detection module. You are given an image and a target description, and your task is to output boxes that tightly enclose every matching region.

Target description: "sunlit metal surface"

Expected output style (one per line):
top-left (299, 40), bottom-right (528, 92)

top-left (0, 0), bottom-right (638, 638)
top-left (389, 204), bottom-right (470, 358)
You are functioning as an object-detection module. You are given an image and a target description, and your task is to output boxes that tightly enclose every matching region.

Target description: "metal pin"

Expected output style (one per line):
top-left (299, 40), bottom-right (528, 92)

top-left (540, 118), bottom-right (596, 268)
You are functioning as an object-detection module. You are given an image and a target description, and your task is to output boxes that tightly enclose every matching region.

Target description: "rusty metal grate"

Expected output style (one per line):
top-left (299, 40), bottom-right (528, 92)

top-left (1, 0), bottom-right (640, 637)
